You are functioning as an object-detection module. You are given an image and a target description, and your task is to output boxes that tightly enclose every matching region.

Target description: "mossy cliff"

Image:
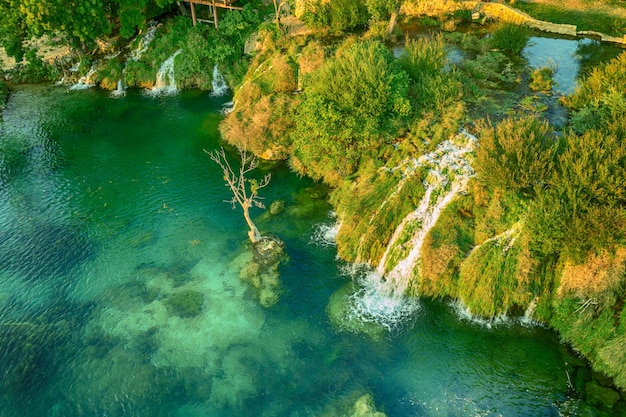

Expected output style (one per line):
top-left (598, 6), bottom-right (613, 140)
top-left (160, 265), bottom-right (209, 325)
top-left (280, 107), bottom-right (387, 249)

top-left (220, 18), bottom-right (626, 399)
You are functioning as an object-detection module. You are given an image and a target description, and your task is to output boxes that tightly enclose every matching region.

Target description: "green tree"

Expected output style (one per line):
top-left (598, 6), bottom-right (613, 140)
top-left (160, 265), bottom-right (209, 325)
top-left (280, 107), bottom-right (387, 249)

top-left (20, 0), bottom-right (112, 51)
top-left (290, 39), bottom-right (410, 184)
top-left (364, 0), bottom-right (401, 34)
top-left (0, 0), bottom-right (28, 61)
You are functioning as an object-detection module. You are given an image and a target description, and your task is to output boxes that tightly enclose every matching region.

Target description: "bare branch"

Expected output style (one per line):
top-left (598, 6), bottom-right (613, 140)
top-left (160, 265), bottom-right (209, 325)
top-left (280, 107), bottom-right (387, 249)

top-left (205, 146), bottom-right (271, 243)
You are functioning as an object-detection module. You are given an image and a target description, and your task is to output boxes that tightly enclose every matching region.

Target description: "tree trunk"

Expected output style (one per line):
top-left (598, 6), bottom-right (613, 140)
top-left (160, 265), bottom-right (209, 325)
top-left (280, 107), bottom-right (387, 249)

top-left (387, 3), bottom-right (401, 35)
top-left (242, 205), bottom-right (262, 243)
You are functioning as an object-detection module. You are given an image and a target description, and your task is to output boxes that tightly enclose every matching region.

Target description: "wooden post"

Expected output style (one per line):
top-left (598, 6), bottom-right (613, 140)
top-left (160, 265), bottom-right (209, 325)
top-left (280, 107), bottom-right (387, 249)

top-left (190, 1), bottom-right (197, 26)
top-left (212, 0), bottom-right (218, 29)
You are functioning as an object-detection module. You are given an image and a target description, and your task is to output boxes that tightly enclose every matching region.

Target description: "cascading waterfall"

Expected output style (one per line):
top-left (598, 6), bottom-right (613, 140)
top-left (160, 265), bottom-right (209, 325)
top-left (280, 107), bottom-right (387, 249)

top-left (110, 79), bottom-right (126, 98)
top-left (69, 64), bottom-right (98, 90)
top-left (128, 23), bottom-right (159, 62)
top-left (210, 64), bottom-right (230, 97)
top-left (379, 132), bottom-right (476, 295)
top-left (148, 49), bottom-right (182, 96)
top-left (345, 131), bottom-right (476, 328)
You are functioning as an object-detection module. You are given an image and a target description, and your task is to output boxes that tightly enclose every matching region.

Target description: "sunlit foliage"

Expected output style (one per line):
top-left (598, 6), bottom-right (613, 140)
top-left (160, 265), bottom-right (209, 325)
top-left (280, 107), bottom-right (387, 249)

top-left (290, 39), bottom-right (410, 185)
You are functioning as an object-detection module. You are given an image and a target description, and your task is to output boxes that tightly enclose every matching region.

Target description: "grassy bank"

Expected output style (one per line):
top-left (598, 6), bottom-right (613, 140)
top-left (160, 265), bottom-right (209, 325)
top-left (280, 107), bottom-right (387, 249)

top-left (513, 1), bottom-right (626, 36)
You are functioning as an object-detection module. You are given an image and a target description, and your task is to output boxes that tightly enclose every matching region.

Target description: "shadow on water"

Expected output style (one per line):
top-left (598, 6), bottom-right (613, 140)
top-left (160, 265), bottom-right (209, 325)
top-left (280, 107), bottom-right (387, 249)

top-left (0, 222), bottom-right (95, 282)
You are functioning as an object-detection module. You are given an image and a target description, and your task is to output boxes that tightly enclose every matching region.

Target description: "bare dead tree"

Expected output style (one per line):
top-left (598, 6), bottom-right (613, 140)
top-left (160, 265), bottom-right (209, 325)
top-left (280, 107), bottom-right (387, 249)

top-left (271, 0), bottom-right (289, 31)
top-left (205, 146), bottom-right (271, 243)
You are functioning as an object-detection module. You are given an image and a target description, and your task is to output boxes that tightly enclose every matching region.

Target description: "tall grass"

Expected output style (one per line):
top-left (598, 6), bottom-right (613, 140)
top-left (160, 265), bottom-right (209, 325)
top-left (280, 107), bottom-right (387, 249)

top-left (490, 22), bottom-right (529, 54)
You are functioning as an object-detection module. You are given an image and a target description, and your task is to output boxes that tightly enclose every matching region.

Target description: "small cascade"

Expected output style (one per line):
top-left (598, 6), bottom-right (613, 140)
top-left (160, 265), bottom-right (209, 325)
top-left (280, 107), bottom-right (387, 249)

top-left (210, 65), bottom-right (230, 97)
top-left (342, 131), bottom-right (476, 329)
top-left (69, 64), bottom-right (98, 90)
top-left (148, 49), bottom-right (182, 96)
top-left (220, 101), bottom-right (235, 115)
top-left (311, 213), bottom-right (339, 247)
top-left (109, 79), bottom-right (126, 99)
top-left (377, 132), bottom-right (476, 297)
top-left (520, 297), bottom-right (539, 326)
top-left (129, 23), bottom-right (159, 62)
top-left (449, 300), bottom-right (510, 329)
top-left (344, 266), bottom-right (421, 331)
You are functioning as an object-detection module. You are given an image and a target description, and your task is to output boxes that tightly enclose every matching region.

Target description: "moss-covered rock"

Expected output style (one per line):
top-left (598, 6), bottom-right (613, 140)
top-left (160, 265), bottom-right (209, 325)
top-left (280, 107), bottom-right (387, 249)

top-left (234, 236), bottom-right (288, 308)
top-left (165, 290), bottom-right (204, 318)
top-left (585, 381), bottom-right (621, 409)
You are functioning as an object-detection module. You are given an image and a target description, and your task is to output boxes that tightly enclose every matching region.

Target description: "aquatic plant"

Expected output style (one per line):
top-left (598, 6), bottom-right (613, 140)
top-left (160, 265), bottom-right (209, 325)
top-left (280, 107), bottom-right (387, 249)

top-left (490, 22), bottom-right (530, 54)
top-left (165, 290), bottom-right (205, 318)
top-left (530, 66), bottom-right (555, 91)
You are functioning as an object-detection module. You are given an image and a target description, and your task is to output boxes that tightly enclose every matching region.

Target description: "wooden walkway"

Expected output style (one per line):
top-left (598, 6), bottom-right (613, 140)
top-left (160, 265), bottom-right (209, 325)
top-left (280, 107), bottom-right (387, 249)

top-left (184, 0), bottom-right (243, 28)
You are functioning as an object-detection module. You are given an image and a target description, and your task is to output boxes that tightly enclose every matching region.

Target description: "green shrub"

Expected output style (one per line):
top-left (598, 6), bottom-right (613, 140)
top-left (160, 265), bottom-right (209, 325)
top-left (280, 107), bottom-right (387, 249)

top-left (490, 22), bottom-right (529, 54)
top-left (566, 52), bottom-right (626, 136)
top-left (526, 129), bottom-right (626, 260)
top-left (475, 116), bottom-right (558, 196)
top-left (300, 0), bottom-right (369, 33)
top-left (290, 39), bottom-right (410, 185)
top-left (0, 81), bottom-right (8, 108)
top-left (529, 66), bottom-right (554, 91)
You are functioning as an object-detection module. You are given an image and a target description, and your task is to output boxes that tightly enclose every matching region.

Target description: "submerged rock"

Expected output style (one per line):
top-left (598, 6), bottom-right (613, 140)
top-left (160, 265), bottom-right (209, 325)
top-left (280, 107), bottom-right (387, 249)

top-left (234, 236), bottom-right (288, 308)
top-left (318, 393), bottom-right (387, 417)
top-left (585, 381), bottom-right (621, 409)
top-left (165, 290), bottom-right (204, 318)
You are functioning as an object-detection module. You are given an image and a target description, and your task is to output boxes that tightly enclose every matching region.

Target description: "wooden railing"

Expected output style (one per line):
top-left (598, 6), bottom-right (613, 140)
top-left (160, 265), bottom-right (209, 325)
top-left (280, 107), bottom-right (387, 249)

top-left (184, 0), bottom-right (243, 28)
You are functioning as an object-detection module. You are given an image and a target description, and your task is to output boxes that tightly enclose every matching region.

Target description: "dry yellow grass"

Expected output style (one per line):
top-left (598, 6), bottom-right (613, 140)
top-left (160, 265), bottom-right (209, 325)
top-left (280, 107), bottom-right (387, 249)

top-left (558, 247), bottom-right (626, 297)
top-left (517, 0), bottom-right (626, 18)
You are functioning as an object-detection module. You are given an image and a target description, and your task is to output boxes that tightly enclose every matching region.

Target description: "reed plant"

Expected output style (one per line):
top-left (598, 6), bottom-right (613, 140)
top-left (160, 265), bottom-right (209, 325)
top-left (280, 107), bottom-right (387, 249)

top-left (490, 22), bottom-right (529, 54)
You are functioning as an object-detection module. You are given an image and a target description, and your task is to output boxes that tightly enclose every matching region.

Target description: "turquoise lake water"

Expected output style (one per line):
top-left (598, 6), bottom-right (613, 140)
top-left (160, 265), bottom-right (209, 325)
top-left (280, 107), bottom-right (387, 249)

top-left (0, 86), bottom-right (602, 416)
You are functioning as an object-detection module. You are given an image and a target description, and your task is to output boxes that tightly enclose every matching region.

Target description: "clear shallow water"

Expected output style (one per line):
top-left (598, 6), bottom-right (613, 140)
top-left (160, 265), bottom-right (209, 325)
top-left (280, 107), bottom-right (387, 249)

top-left (524, 36), bottom-right (624, 95)
top-left (0, 86), bottom-right (591, 416)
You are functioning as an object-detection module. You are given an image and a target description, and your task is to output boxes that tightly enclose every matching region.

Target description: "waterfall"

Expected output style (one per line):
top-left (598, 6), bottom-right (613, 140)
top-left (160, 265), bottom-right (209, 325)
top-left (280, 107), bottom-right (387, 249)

top-left (69, 64), bottom-right (98, 90)
top-left (449, 300), bottom-right (510, 329)
top-left (378, 132), bottom-right (476, 297)
top-left (343, 131), bottom-right (476, 328)
top-left (129, 23), bottom-right (158, 62)
top-left (148, 49), bottom-right (182, 96)
top-left (520, 296), bottom-right (539, 326)
top-left (210, 65), bottom-right (230, 97)
top-left (110, 79), bottom-right (126, 99)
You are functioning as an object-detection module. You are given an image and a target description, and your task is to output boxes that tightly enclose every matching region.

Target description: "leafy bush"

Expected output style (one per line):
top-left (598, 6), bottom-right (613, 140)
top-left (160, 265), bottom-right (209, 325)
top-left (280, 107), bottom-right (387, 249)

top-left (475, 116), bottom-right (558, 196)
top-left (290, 39), bottom-right (410, 185)
top-left (566, 52), bottom-right (626, 135)
top-left (300, 0), bottom-right (369, 33)
top-left (490, 22), bottom-right (529, 54)
top-left (13, 49), bottom-right (60, 83)
top-left (526, 129), bottom-right (626, 260)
